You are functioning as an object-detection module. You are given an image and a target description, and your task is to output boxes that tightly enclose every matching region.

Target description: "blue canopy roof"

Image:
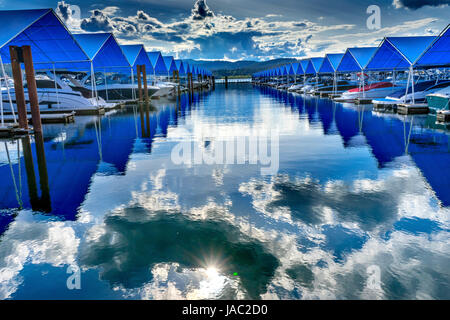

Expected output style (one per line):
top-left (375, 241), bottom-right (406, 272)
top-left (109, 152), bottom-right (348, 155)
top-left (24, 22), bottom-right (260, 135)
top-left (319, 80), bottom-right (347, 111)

top-left (0, 8), bottom-right (90, 70)
top-left (289, 63), bottom-right (304, 75)
top-left (416, 25), bottom-right (450, 68)
top-left (336, 47), bottom-right (377, 72)
top-left (120, 44), bottom-right (153, 73)
top-left (73, 33), bottom-right (130, 70)
top-left (319, 53), bottom-right (344, 73)
top-left (366, 36), bottom-right (436, 71)
top-left (174, 60), bottom-right (186, 75)
top-left (163, 56), bottom-right (177, 74)
top-left (305, 57), bottom-right (324, 75)
top-left (147, 51), bottom-right (168, 74)
top-left (300, 60), bottom-right (310, 75)
top-left (184, 62), bottom-right (191, 74)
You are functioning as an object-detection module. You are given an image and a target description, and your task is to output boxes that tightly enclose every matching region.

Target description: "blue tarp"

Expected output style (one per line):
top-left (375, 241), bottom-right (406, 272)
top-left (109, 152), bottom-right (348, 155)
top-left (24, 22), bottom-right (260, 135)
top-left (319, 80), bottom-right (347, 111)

top-left (120, 44), bottom-right (154, 73)
top-left (366, 36), bottom-right (436, 71)
top-left (175, 60), bottom-right (186, 75)
top-left (163, 56), bottom-right (177, 74)
top-left (319, 53), bottom-right (344, 73)
top-left (305, 57), bottom-right (324, 75)
top-left (0, 8), bottom-right (90, 70)
top-left (147, 51), bottom-right (168, 74)
top-left (73, 33), bottom-right (130, 70)
top-left (300, 60), bottom-right (310, 75)
top-left (416, 25), bottom-right (450, 68)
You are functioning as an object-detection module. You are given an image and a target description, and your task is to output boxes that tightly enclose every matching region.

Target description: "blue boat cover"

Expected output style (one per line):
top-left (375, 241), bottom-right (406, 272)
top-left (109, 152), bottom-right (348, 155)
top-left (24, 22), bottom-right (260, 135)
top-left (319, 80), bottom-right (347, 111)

top-left (337, 47), bottom-right (377, 72)
top-left (305, 57), bottom-right (324, 75)
top-left (120, 44), bottom-right (154, 73)
top-left (147, 51), bottom-right (168, 74)
top-left (416, 25), bottom-right (450, 68)
top-left (163, 56), bottom-right (177, 74)
top-left (0, 9), bottom-right (90, 70)
top-left (366, 36), bottom-right (436, 71)
top-left (175, 60), bottom-right (186, 74)
top-left (319, 53), bottom-right (344, 73)
top-left (73, 33), bottom-right (130, 70)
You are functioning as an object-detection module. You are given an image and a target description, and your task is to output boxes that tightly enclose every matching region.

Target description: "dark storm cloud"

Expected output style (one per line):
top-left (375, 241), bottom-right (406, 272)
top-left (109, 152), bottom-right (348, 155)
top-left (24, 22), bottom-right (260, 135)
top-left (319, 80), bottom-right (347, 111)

top-left (393, 0), bottom-right (450, 9)
top-left (191, 0), bottom-right (214, 20)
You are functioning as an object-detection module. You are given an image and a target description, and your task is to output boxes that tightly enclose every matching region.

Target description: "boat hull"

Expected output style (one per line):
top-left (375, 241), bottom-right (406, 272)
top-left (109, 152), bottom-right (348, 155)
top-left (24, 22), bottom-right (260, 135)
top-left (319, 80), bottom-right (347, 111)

top-left (427, 94), bottom-right (450, 112)
top-left (95, 87), bottom-right (159, 102)
top-left (2, 88), bottom-right (104, 111)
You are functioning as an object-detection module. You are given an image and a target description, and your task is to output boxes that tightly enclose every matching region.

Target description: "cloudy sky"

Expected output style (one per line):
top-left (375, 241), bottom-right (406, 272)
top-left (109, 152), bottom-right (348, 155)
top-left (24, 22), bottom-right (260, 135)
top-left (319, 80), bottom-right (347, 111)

top-left (1, 0), bottom-right (449, 61)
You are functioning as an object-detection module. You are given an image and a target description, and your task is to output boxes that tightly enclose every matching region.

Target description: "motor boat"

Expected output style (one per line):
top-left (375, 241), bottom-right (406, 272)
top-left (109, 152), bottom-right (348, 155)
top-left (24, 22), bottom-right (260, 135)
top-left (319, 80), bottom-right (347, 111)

top-left (373, 80), bottom-right (450, 107)
top-left (339, 82), bottom-right (404, 101)
top-left (79, 73), bottom-right (160, 101)
top-left (427, 86), bottom-right (450, 112)
top-left (1, 71), bottom-right (113, 112)
top-left (288, 83), bottom-right (303, 92)
top-left (309, 80), bottom-right (359, 95)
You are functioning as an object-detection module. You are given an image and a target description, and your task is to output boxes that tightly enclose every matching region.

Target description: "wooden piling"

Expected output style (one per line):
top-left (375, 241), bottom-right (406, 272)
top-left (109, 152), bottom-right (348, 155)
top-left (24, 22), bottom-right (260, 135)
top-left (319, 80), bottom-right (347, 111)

top-left (34, 130), bottom-right (51, 212)
top-left (9, 46), bottom-right (28, 129)
top-left (22, 135), bottom-right (39, 204)
top-left (137, 65), bottom-right (143, 102)
top-left (176, 70), bottom-right (181, 96)
top-left (22, 46), bottom-right (42, 133)
top-left (225, 76), bottom-right (228, 89)
top-left (142, 65), bottom-right (149, 102)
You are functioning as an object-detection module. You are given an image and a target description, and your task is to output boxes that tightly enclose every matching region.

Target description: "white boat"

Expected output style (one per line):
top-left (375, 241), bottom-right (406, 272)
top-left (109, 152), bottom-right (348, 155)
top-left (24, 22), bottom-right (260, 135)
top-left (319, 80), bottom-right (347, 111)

top-left (79, 73), bottom-right (160, 101)
top-left (339, 82), bottom-right (404, 100)
top-left (288, 84), bottom-right (303, 92)
top-left (152, 81), bottom-right (176, 98)
top-left (1, 72), bottom-right (112, 112)
top-left (373, 80), bottom-right (450, 106)
top-left (427, 86), bottom-right (450, 112)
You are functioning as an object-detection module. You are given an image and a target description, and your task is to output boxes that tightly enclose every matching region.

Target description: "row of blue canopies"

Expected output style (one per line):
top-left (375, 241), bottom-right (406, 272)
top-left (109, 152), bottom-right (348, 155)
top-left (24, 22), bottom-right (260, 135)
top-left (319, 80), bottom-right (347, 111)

top-left (0, 8), bottom-right (212, 77)
top-left (253, 24), bottom-right (450, 79)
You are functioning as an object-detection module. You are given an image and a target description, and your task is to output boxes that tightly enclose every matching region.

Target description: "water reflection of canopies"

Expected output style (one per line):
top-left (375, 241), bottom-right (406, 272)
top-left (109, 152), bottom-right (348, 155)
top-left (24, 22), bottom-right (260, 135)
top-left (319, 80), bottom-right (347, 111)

top-left (261, 88), bottom-right (450, 207)
top-left (0, 101), bottom-right (183, 234)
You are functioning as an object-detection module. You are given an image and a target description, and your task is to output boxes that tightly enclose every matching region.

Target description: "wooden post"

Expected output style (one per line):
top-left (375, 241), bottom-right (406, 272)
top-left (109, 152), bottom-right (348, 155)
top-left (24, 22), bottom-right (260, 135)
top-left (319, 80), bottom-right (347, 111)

top-left (176, 71), bottom-right (181, 96)
top-left (34, 130), bottom-right (51, 212)
top-left (225, 76), bottom-right (228, 89)
top-left (22, 46), bottom-right (42, 133)
top-left (142, 65), bottom-right (149, 102)
top-left (137, 65), bottom-right (143, 102)
top-left (9, 46), bottom-right (28, 129)
top-left (22, 135), bottom-right (38, 206)
top-left (212, 76), bottom-right (215, 90)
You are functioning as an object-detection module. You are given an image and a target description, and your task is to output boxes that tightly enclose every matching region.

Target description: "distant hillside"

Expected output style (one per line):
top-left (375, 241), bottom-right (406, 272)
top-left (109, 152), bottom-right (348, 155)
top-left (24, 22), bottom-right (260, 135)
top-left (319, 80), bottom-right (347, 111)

top-left (184, 58), bottom-right (299, 78)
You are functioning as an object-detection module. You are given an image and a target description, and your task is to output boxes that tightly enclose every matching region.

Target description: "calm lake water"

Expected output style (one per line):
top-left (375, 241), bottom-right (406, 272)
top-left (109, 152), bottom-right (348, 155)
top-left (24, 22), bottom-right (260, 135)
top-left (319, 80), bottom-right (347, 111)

top-left (0, 83), bottom-right (449, 300)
